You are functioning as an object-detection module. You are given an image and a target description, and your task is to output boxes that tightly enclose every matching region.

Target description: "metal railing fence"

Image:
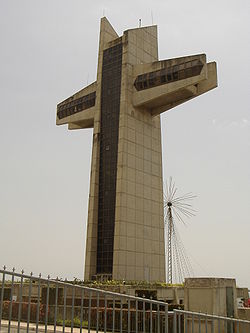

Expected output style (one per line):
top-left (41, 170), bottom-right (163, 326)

top-left (0, 267), bottom-right (169, 333)
top-left (2, 267), bottom-right (250, 333)
top-left (172, 309), bottom-right (250, 333)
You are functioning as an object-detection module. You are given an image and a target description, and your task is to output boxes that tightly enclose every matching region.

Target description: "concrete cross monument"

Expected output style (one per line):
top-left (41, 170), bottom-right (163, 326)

top-left (56, 18), bottom-right (217, 282)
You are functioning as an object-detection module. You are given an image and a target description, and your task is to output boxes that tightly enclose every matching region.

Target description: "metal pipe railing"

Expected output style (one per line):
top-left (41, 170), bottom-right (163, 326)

top-left (3, 266), bottom-right (249, 333)
top-left (0, 267), bottom-right (167, 306)
top-left (0, 267), bottom-right (169, 333)
top-left (173, 308), bottom-right (250, 333)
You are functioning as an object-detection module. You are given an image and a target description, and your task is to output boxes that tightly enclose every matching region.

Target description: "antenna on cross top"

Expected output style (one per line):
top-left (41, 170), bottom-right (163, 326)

top-left (151, 10), bottom-right (154, 24)
top-left (139, 19), bottom-right (142, 28)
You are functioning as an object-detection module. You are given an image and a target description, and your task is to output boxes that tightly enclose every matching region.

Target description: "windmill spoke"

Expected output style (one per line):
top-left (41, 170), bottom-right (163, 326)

top-left (172, 207), bottom-right (186, 225)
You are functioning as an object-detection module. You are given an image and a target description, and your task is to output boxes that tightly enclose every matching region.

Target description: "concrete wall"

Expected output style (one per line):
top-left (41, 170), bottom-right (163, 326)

top-left (184, 278), bottom-right (238, 333)
top-left (238, 308), bottom-right (250, 320)
top-left (184, 278), bottom-right (238, 316)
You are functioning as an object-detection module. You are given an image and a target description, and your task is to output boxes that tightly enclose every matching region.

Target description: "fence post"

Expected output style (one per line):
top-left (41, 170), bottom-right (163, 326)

top-left (0, 265), bottom-right (6, 330)
top-left (8, 268), bottom-right (15, 333)
top-left (173, 310), bottom-right (177, 333)
top-left (45, 275), bottom-right (50, 333)
top-left (165, 303), bottom-right (168, 333)
top-left (142, 296), bottom-right (145, 333)
top-left (17, 269), bottom-right (24, 332)
top-left (35, 273), bottom-right (41, 333)
top-left (27, 272), bottom-right (33, 333)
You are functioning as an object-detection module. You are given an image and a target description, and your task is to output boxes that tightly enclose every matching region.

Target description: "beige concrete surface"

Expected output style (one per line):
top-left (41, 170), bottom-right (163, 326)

top-left (184, 277), bottom-right (239, 333)
top-left (0, 320), bottom-right (96, 333)
top-left (238, 308), bottom-right (250, 321)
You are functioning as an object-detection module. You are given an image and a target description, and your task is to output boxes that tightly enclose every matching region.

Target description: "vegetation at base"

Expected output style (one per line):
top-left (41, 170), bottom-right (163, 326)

top-left (168, 304), bottom-right (184, 311)
top-left (2, 278), bottom-right (183, 288)
top-left (71, 278), bottom-right (184, 288)
top-left (56, 317), bottom-right (88, 328)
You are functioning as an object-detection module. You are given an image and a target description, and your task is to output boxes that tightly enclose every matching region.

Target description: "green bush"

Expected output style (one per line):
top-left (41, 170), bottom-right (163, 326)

top-left (56, 317), bottom-right (88, 328)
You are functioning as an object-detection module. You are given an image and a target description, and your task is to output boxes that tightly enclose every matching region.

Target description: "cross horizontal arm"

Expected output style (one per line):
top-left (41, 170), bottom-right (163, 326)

top-left (132, 54), bottom-right (217, 116)
top-left (56, 81), bottom-right (97, 129)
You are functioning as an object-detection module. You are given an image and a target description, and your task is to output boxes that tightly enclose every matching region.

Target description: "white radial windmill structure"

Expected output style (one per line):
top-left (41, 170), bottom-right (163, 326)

top-left (164, 177), bottom-right (196, 284)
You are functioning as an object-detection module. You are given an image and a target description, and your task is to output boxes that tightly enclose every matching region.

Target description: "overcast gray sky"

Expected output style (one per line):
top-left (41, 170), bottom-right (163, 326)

top-left (0, 0), bottom-right (249, 287)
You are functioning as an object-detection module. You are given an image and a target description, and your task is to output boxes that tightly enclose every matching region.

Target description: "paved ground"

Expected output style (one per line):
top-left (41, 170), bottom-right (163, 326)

top-left (0, 321), bottom-right (97, 332)
top-left (0, 328), bottom-right (27, 333)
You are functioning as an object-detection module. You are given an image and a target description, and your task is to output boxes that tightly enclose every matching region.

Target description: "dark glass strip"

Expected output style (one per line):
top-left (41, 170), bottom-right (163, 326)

top-left (134, 59), bottom-right (203, 91)
top-left (57, 91), bottom-right (96, 119)
top-left (96, 43), bottom-right (123, 275)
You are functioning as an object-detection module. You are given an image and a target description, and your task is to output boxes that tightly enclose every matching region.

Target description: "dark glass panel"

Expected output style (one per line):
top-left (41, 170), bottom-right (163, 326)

top-left (191, 59), bottom-right (199, 66)
top-left (96, 42), bottom-right (123, 275)
top-left (167, 67), bottom-right (172, 82)
top-left (173, 65), bottom-right (178, 80)
top-left (148, 71), bottom-right (156, 87)
top-left (178, 70), bottom-right (186, 80)
top-left (179, 63), bottom-right (185, 70)
top-left (57, 91), bottom-right (96, 120)
top-left (185, 68), bottom-right (193, 77)
top-left (192, 65), bottom-right (202, 76)
top-left (133, 59), bottom-right (203, 91)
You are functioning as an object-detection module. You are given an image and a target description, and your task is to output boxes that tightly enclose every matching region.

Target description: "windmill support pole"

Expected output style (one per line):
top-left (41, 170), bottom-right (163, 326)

top-left (167, 207), bottom-right (173, 284)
